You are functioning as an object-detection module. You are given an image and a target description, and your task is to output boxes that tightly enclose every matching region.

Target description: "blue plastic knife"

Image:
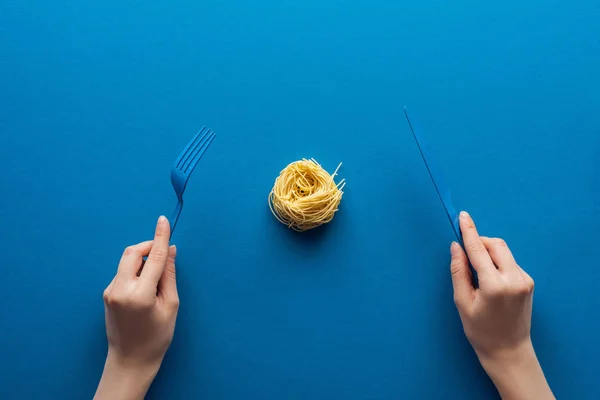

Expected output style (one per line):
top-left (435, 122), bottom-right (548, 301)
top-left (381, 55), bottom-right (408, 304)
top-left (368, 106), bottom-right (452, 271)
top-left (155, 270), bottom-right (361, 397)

top-left (404, 107), bottom-right (462, 242)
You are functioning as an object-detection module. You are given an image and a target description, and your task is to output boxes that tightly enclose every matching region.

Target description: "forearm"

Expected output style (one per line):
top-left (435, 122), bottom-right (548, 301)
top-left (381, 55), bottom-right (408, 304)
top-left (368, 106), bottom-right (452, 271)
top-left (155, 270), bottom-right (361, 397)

top-left (479, 341), bottom-right (554, 400)
top-left (94, 352), bottom-right (159, 400)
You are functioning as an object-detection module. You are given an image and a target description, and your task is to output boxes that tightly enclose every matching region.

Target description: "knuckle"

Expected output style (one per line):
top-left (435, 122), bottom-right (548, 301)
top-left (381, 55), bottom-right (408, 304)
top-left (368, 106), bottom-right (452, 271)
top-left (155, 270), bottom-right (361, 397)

top-left (467, 240), bottom-right (486, 253)
top-left (520, 279), bottom-right (535, 295)
top-left (147, 248), bottom-right (168, 263)
top-left (122, 245), bottom-right (139, 257)
top-left (489, 238), bottom-right (508, 248)
top-left (520, 270), bottom-right (535, 290)
top-left (514, 283), bottom-right (531, 296)
top-left (453, 294), bottom-right (464, 308)
top-left (106, 293), bottom-right (126, 307)
top-left (165, 266), bottom-right (177, 281)
top-left (102, 289), bottom-right (111, 304)
top-left (450, 261), bottom-right (463, 277)
top-left (453, 294), bottom-right (460, 306)
top-left (168, 296), bottom-right (180, 311)
top-left (154, 228), bottom-right (168, 238)
top-left (505, 276), bottom-right (534, 296)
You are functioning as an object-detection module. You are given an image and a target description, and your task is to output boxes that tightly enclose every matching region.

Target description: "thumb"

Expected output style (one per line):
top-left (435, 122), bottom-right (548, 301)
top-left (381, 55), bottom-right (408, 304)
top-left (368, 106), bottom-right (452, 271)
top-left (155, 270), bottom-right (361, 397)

top-left (158, 245), bottom-right (179, 306)
top-left (450, 242), bottom-right (474, 310)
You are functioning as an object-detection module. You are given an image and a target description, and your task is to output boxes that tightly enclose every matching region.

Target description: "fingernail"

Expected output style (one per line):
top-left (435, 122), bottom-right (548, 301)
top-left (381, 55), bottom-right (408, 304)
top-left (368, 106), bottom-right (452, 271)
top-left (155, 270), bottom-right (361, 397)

top-left (460, 211), bottom-right (469, 221)
top-left (450, 241), bottom-right (459, 255)
top-left (158, 215), bottom-right (167, 226)
top-left (168, 245), bottom-right (177, 259)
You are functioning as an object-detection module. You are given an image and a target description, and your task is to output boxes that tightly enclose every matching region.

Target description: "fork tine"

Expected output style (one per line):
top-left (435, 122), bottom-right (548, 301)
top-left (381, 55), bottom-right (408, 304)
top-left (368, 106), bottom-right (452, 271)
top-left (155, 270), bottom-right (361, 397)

top-left (180, 129), bottom-right (214, 173)
top-left (175, 126), bottom-right (209, 169)
top-left (183, 130), bottom-right (216, 175)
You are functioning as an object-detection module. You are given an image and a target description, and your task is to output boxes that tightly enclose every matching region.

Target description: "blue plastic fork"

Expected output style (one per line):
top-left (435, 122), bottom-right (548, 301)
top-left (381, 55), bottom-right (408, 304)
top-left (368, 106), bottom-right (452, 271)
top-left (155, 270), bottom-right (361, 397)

top-left (169, 126), bottom-right (216, 237)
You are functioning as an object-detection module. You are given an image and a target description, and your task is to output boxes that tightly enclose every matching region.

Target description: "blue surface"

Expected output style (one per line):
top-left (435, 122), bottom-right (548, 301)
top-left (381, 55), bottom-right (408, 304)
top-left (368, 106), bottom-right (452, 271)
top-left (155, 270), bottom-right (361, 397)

top-left (1, 0), bottom-right (599, 399)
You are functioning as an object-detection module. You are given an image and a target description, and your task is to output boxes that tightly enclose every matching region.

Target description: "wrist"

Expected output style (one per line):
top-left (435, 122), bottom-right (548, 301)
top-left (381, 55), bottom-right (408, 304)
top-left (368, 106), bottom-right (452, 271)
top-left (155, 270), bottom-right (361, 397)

top-left (106, 348), bottom-right (162, 377)
top-left (477, 339), bottom-right (537, 375)
top-left (477, 340), bottom-right (554, 400)
top-left (94, 351), bottom-right (160, 400)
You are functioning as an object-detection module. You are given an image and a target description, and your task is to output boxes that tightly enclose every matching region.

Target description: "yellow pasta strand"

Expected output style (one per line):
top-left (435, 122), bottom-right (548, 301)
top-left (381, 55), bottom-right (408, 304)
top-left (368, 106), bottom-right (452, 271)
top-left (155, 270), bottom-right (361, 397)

top-left (268, 158), bottom-right (345, 231)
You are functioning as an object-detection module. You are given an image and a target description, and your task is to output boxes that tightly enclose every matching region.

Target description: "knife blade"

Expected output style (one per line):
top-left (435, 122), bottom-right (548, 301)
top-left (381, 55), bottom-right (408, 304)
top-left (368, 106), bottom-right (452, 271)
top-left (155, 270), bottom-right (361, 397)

top-left (404, 107), bottom-right (462, 242)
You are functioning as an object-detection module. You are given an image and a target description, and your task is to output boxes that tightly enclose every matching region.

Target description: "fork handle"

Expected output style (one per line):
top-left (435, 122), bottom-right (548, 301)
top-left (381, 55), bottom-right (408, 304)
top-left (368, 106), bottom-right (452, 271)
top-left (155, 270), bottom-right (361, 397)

top-left (170, 199), bottom-right (183, 238)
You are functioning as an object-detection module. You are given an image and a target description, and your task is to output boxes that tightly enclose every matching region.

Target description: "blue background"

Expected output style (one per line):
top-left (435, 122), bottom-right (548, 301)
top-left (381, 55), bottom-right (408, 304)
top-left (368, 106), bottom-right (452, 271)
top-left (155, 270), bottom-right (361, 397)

top-left (1, 0), bottom-right (599, 398)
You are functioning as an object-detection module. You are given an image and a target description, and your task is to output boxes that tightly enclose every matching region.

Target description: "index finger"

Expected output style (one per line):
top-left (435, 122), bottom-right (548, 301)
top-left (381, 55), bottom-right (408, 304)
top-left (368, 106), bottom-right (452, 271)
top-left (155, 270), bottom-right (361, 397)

top-left (481, 237), bottom-right (520, 278)
top-left (140, 216), bottom-right (171, 287)
top-left (117, 240), bottom-right (153, 278)
top-left (459, 211), bottom-right (497, 277)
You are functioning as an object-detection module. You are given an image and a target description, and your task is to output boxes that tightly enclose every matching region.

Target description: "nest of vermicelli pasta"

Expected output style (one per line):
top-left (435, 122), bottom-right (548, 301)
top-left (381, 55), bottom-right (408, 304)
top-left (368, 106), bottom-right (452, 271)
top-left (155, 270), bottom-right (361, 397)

top-left (268, 158), bottom-right (345, 232)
